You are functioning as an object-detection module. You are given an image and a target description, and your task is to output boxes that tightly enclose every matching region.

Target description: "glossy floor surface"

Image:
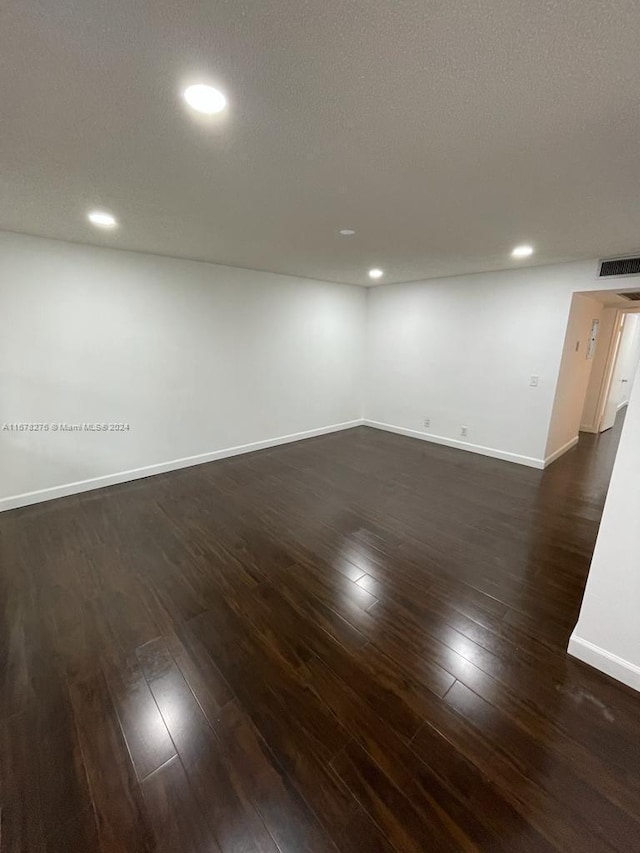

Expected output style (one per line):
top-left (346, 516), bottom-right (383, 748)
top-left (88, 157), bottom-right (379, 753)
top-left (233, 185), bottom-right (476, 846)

top-left (2, 413), bottom-right (639, 852)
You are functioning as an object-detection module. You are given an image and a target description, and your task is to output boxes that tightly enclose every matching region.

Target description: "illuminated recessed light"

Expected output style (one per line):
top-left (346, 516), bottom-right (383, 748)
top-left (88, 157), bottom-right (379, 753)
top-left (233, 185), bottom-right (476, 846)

top-left (368, 268), bottom-right (384, 279)
top-left (88, 210), bottom-right (117, 229)
top-left (511, 244), bottom-right (534, 259)
top-left (339, 229), bottom-right (356, 236)
top-left (183, 84), bottom-right (227, 114)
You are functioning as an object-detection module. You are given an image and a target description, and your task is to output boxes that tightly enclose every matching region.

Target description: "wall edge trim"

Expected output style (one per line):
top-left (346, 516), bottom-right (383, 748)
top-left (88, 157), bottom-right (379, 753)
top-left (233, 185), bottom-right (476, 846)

top-left (543, 435), bottom-right (580, 468)
top-left (362, 420), bottom-right (544, 468)
top-left (568, 635), bottom-right (640, 693)
top-left (0, 419), bottom-right (364, 512)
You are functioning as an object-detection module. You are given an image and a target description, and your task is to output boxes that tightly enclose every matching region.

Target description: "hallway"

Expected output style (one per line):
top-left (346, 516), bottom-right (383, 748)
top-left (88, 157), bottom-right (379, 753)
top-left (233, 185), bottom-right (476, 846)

top-left (1, 410), bottom-right (638, 852)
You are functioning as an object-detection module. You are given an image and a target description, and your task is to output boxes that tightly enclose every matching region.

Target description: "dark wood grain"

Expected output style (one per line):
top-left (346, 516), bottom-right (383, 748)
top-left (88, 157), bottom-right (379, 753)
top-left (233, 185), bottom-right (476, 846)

top-left (66, 666), bottom-right (157, 852)
top-left (137, 636), bottom-right (282, 853)
top-left (1, 410), bottom-right (639, 851)
top-left (141, 756), bottom-right (222, 853)
top-left (103, 652), bottom-right (176, 781)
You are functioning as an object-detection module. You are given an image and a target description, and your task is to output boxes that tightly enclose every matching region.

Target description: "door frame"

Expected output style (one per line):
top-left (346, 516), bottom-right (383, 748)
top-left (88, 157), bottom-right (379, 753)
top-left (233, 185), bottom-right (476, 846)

top-left (594, 306), bottom-right (640, 432)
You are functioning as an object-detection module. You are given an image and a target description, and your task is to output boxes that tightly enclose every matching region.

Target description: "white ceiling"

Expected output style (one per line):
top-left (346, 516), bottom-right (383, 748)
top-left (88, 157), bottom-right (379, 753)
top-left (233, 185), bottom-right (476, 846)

top-left (3, 0), bottom-right (640, 286)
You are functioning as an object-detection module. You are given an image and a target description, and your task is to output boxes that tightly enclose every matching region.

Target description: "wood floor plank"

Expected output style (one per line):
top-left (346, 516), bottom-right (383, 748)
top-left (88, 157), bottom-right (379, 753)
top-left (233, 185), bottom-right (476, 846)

top-left (66, 667), bottom-right (156, 852)
top-left (43, 807), bottom-right (101, 853)
top-left (37, 710), bottom-right (94, 842)
top-left (444, 680), bottom-right (640, 852)
top-left (269, 566), bottom-right (370, 652)
top-left (215, 701), bottom-right (338, 853)
top-left (331, 738), bottom-right (475, 853)
top-left (253, 581), bottom-right (446, 740)
top-left (141, 756), bottom-right (222, 853)
top-left (164, 626), bottom-right (234, 723)
top-left (137, 637), bottom-right (281, 853)
top-left (411, 686), bottom-right (621, 853)
top-left (103, 652), bottom-right (177, 781)
top-left (307, 652), bottom-right (530, 852)
top-left (0, 712), bottom-right (44, 852)
top-left (185, 609), bottom-right (397, 853)
top-left (189, 600), bottom-right (351, 762)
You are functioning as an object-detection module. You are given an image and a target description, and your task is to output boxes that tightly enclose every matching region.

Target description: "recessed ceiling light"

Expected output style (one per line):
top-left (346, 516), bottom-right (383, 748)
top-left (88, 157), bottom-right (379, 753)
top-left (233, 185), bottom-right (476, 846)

top-left (87, 210), bottom-right (117, 229)
top-left (511, 244), bottom-right (534, 259)
top-left (339, 229), bottom-right (356, 236)
top-left (183, 84), bottom-right (227, 114)
top-left (368, 268), bottom-right (384, 280)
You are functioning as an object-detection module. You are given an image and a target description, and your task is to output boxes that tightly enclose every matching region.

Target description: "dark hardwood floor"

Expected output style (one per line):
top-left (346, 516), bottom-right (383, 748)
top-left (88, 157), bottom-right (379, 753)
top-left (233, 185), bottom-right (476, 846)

top-left (2, 411), bottom-right (639, 852)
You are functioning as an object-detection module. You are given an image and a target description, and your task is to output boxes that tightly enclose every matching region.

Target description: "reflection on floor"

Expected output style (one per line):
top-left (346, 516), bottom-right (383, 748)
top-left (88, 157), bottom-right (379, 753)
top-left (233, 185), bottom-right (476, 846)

top-left (1, 408), bottom-right (639, 852)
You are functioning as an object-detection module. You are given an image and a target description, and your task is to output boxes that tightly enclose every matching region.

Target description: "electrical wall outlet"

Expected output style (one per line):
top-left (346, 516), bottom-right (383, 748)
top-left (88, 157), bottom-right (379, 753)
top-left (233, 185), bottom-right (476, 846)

top-left (461, 426), bottom-right (468, 437)
top-left (423, 418), bottom-right (430, 428)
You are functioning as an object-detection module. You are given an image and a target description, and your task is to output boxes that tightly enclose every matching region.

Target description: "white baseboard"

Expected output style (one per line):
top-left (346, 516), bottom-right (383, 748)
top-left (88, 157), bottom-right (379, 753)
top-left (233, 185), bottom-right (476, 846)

top-left (362, 420), bottom-right (545, 469)
top-left (568, 635), bottom-right (640, 693)
top-left (0, 419), bottom-right (364, 513)
top-left (543, 435), bottom-right (579, 468)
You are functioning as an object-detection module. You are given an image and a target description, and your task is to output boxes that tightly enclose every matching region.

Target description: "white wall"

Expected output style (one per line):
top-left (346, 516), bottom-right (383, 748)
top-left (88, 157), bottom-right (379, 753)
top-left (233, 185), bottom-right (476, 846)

top-left (569, 359), bottom-right (640, 691)
top-left (545, 294), bottom-right (602, 459)
top-left (364, 261), bottom-right (633, 468)
top-left (0, 232), bottom-right (366, 509)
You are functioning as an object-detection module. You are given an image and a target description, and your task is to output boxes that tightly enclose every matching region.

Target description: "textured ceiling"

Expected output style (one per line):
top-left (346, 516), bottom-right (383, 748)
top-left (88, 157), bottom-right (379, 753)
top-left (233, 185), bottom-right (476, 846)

top-left (2, 0), bottom-right (640, 285)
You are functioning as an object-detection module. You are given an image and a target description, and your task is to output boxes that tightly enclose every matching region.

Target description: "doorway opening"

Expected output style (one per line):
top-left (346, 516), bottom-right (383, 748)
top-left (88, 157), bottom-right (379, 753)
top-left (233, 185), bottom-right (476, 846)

top-left (545, 289), bottom-right (640, 467)
top-left (592, 311), bottom-right (640, 433)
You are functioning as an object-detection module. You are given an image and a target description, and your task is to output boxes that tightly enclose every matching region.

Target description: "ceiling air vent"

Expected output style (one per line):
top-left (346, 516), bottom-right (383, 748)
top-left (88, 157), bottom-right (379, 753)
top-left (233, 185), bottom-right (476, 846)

top-left (619, 291), bottom-right (640, 301)
top-left (599, 257), bottom-right (640, 278)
